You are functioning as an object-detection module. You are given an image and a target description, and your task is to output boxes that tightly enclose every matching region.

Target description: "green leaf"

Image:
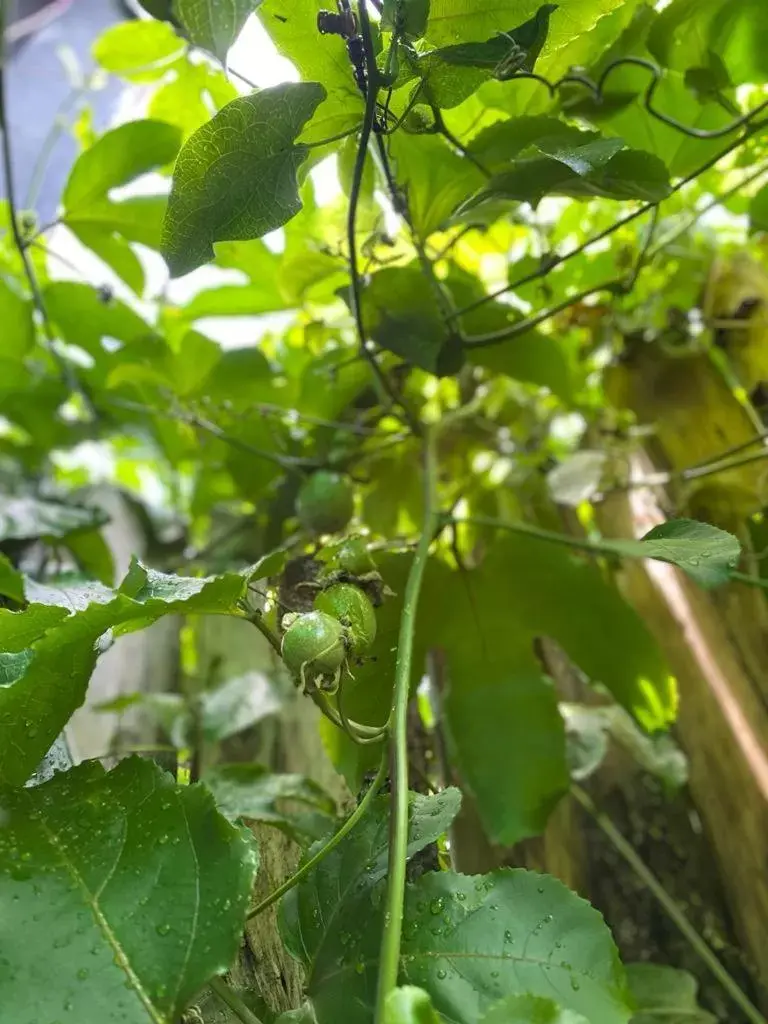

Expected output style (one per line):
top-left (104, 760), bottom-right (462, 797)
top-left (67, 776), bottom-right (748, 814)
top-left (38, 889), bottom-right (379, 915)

top-left (481, 994), bottom-right (589, 1023)
top-left (426, 539), bottom-right (673, 842)
top-left (285, 815), bottom-right (630, 1024)
top-left (625, 963), bottom-right (716, 1023)
top-left (162, 84), bottom-right (326, 276)
top-left (0, 495), bottom-right (107, 542)
top-left (65, 196), bottom-right (169, 250)
top-left (749, 183), bottom-right (768, 233)
top-left (463, 145), bottom-right (670, 210)
top-left (92, 19), bottom-right (186, 80)
top-left (280, 788), bottom-right (462, 974)
top-left (0, 560), bottom-right (248, 785)
top-left (0, 279), bottom-right (34, 360)
top-left (173, 0), bottom-right (262, 62)
top-left (67, 224), bottom-right (145, 295)
top-left (424, 0), bottom-right (628, 71)
top-left (382, 0), bottom-right (430, 39)
top-left (64, 529), bottom-right (116, 587)
top-left (62, 120), bottom-right (182, 216)
top-left (199, 673), bottom-right (282, 741)
top-left (386, 986), bottom-right (442, 1024)
top-left (44, 282), bottom-right (157, 357)
top-left (0, 553), bottom-right (24, 603)
top-left (648, 0), bottom-right (768, 86)
top-left (409, 4), bottom-right (557, 107)
top-left (0, 757), bottom-right (258, 1023)
top-left (449, 268), bottom-right (575, 399)
top-left (205, 763), bottom-right (337, 841)
top-left (388, 131), bottom-right (485, 239)
top-left (400, 871), bottom-right (629, 1024)
top-left (600, 518), bottom-right (741, 589)
top-left (361, 266), bottom-right (464, 376)
top-left (258, 0), bottom-right (363, 141)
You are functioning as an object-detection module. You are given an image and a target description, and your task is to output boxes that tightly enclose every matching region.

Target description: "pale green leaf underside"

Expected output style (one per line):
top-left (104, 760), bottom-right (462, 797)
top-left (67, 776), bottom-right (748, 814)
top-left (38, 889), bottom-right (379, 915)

top-left (173, 0), bottom-right (262, 62)
top-left (162, 83), bottom-right (326, 276)
top-left (0, 758), bottom-right (258, 1024)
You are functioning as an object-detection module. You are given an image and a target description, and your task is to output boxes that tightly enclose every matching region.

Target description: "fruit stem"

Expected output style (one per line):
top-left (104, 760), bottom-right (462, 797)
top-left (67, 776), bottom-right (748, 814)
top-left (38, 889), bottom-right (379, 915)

top-left (246, 749), bottom-right (388, 920)
top-left (374, 426), bottom-right (437, 1021)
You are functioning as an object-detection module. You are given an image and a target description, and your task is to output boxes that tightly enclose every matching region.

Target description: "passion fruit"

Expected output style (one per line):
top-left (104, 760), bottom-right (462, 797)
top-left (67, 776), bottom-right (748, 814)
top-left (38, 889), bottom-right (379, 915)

top-left (314, 582), bottom-right (377, 656)
top-left (295, 471), bottom-right (354, 535)
top-left (281, 610), bottom-right (346, 691)
top-left (332, 537), bottom-right (377, 576)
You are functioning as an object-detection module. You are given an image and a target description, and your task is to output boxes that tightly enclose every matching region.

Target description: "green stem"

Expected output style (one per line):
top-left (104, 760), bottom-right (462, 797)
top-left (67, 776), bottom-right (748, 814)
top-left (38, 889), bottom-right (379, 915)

top-left (0, 27), bottom-right (87, 408)
top-left (247, 750), bottom-right (388, 920)
top-left (209, 976), bottom-right (264, 1024)
top-left (572, 786), bottom-right (767, 1024)
top-left (374, 428), bottom-right (437, 1022)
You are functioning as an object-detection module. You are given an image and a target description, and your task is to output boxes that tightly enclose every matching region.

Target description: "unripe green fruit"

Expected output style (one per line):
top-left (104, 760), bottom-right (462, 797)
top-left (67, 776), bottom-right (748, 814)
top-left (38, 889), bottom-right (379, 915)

top-left (296, 471), bottom-right (354, 535)
top-left (314, 583), bottom-right (377, 655)
top-left (333, 537), bottom-right (376, 575)
top-left (282, 611), bottom-right (346, 688)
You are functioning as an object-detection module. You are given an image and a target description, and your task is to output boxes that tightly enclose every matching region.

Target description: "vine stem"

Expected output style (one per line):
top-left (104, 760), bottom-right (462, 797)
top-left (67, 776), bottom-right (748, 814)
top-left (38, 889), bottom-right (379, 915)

top-left (348, 0), bottom-right (417, 430)
top-left (0, 24), bottom-right (86, 407)
top-left (246, 749), bottom-right (388, 920)
top-left (374, 427), bottom-right (437, 1022)
top-left (208, 976), bottom-right (264, 1024)
top-left (450, 113), bottom-right (768, 325)
top-left (449, 513), bottom-right (768, 590)
top-left (572, 785), bottom-right (767, 1024)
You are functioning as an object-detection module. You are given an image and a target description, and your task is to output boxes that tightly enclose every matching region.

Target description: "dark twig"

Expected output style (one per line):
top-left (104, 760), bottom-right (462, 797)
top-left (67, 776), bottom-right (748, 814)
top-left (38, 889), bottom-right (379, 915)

top-left (348, 0), bottom-right (421, 434)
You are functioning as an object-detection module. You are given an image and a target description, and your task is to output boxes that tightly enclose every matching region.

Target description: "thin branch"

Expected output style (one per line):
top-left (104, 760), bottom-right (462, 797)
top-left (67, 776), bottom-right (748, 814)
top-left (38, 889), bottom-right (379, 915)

top-left (208, 977), bottom-right (264, 1024)
top-left (572, 785), bottom-right (767, 1024)
top-left (103, 395), bottom-right (315, 475)
top-left (450, 114), bottom-right (768, 324)
top-left (648, 161), bottom-right (768, 257)
top-left (0, 32), bottom-right (88, 407)
top-left (463, 281), bottom-right (617, 348)
top-left (247, 749), bottom-right (388, 920)
top-left (25, 81), bottom-right (90, 209)
top-left (375, 427), bottom-right (437, 1021)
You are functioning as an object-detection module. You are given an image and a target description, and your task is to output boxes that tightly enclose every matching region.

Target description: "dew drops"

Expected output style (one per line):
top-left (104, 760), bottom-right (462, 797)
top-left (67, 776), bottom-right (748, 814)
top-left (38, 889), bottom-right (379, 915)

top-left (429, 898), bottom-right (444, 915)
top-left (570, 977), bottom-right (581, 991)
top-left (436, 969), bottom-right (447, 980)
top-left (504, 930), bottom-right (514, 944)
top-left (354, 960), bottom-right (365, 975)
top-left (76, 968), bottom-right (89, 981)
top-left (537, 886), bottom-right (545, 894)
top-left (155, 923), bottom-right (171, 937)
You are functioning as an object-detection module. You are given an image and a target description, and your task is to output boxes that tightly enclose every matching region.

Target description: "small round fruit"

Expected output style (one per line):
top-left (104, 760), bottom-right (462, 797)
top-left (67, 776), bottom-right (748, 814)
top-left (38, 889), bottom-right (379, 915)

top-left (333, 537), bottom-right (376, 576)
top-left (314, 583), bottom-right (377, 655)
top-left (295, 471), bottom-right (354, 535)
top-left (282, 611), bottom-right (346, 688)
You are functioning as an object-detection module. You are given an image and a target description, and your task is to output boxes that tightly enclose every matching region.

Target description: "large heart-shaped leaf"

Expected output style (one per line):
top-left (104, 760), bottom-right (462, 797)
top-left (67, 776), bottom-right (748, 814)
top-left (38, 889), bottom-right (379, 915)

top-left (0, 757), bottom-right (258, 1023)
top-left (282, 790), bottom-right (629, 1024)
top-left (162, 84), bottom-right (326, 276)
